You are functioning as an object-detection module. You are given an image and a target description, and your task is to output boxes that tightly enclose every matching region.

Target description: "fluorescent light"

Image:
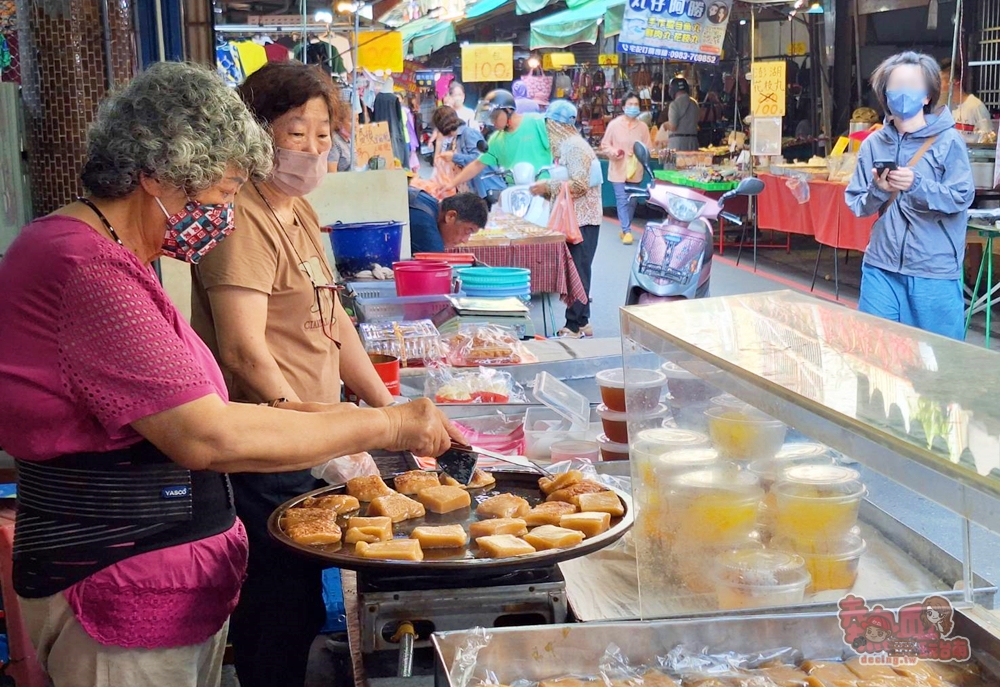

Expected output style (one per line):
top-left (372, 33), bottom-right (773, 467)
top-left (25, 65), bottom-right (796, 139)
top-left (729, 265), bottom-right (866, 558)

top-left (527, 57), bottom-right (540, 69)
top-left (807, 0), bottom-right (823, 11)
top-left (314, 9), bottom-right (333, 22)
top-left (739, 18), bottom-right (746, 24)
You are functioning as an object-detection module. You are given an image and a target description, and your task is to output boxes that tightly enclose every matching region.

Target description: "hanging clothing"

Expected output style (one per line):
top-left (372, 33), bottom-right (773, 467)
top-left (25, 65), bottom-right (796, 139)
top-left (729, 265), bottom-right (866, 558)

top-left (264, 42), bottom-right (290, 62)
top-left (216, 42), bottom-right (244, 87)
top-left (372, 92), bottom-right (408, 168)
top-left (233, 40), bottom-right (267, 77)
top-left (321, 34), bottom-right (352, 73)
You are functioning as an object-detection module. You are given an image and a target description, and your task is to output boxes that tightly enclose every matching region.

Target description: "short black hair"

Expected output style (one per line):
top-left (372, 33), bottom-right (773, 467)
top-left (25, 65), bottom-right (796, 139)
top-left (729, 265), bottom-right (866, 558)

top-left (870, 51), bottom-right (941, 116)
top-left (441, 193), bottom-right (488, 228)
top-left (623, 91), bottom-right (641, 105)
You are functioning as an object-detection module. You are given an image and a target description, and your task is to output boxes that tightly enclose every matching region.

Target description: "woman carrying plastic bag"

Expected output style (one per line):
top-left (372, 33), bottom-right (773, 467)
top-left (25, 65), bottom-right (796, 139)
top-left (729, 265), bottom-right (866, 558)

top-left (531, 100), bottom-right (603, 338)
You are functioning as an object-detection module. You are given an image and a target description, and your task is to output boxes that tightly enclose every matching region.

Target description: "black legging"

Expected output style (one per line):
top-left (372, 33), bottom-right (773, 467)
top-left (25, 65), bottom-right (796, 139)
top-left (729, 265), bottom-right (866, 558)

top-left (565, 224), bottom-right (600, 331)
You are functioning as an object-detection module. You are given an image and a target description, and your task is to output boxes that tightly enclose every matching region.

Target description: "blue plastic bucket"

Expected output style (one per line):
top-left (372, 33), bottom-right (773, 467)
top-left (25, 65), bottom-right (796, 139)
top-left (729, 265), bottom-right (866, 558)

top-left (326, 221), bottom-right (403, 278)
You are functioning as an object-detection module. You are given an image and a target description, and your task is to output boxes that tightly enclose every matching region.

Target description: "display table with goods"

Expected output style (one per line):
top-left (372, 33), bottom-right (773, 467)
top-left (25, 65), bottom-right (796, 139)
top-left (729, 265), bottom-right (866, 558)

top-left (426, 291), bottom-right (1000, 687)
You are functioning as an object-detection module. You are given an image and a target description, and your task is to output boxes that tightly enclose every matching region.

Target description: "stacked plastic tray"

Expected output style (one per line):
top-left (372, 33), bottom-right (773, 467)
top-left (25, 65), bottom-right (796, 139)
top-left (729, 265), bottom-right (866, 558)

top-left (455, 267), bottom-right (531, 298)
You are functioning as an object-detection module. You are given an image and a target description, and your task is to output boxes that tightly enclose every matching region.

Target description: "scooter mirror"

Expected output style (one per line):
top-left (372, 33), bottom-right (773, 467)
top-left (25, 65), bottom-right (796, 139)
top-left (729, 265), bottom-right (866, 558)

top-left (736, 177), bottom-right (765, 196)
top-left (633, 142), bottom-right (654, 183)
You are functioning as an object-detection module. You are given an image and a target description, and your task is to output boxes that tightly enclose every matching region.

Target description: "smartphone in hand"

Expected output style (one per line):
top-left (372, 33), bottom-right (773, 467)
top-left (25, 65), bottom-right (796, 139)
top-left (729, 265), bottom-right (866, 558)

top-left (873, 160), bottom-right (898, 175)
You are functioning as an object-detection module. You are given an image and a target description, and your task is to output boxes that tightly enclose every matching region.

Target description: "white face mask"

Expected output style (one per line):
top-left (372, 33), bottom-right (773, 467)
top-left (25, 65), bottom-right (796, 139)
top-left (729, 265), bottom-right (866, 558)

top-left (270, 147), bottom-right (327, 197)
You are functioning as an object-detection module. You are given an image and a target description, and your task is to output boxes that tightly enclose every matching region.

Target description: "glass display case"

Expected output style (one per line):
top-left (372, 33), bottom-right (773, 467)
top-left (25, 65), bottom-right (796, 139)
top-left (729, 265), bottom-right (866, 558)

top-left (620, 291), bottom-right (1000, 625)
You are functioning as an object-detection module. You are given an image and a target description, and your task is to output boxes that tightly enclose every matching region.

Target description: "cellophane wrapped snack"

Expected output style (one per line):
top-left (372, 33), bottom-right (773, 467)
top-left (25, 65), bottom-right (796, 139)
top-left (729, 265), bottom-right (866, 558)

top-left (311, 452), bottom-right (380, 485)
top-left (359, 319), bottom-right (443, 367)
top-left (427, 365), bottom-right (527, 404)
top-left (444, 324), bottom-right (528, 367)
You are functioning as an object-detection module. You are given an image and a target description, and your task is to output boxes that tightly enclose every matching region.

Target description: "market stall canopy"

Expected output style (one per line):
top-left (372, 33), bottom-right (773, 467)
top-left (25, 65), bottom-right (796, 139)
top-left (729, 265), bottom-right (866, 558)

top-left (529, 0), bottom-right (624, 48)
top-left (410, 21), bottom-right (457, 56)
top-left (603, 1), bottom-right (624, 36)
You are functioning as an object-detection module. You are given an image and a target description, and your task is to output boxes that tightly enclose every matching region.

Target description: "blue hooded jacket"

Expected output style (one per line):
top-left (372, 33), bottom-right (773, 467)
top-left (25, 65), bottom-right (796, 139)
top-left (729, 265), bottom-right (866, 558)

top-left (845, 108), bottom-right (974, 281)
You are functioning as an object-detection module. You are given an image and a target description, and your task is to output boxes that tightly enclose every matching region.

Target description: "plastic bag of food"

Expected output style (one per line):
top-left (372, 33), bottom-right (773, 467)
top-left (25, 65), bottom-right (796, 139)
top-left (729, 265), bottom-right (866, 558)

top-left (450, 627), bottom-right (494, 687)
top-left (444, 324), bottom-right (528, 367)
top-left (784, 175), bottom-right (810, 204)
top-left (360, 319), bottom-right (444, 367)
top-left (311, 451), bottom-right (380, 485)
top-left (426, 365), bottom-right (527, 404)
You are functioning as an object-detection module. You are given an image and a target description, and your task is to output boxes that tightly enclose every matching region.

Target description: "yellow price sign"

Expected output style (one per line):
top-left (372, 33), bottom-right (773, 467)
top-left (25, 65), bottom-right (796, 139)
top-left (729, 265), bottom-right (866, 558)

top-left (462, 43), bottom-right (513, 83)
top-left (789, 42), bottom-right (807, 56)
top-left (357, 31), bottom-right (403, 73)
top-left (354, 122), bottom-right (396, 169)
top-left (751, 61), bottom-right (787, 118)
top-left (543, 52), bottom-right (576, 70)
top-left (598, 53), bottom-right (619, 66)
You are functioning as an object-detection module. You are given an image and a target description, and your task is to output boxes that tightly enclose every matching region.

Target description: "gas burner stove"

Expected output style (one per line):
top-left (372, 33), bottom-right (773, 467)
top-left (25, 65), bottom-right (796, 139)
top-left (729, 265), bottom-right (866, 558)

top-left (357, 565), bottom-right (568, 657)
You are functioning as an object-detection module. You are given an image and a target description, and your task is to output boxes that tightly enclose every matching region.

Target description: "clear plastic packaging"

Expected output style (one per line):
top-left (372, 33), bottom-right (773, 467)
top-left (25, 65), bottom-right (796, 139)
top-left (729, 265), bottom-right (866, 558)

top-left (311, 452), bottom-right (380, 485)
top-left (360, 319), bottom-right (442, 367)
top-left (534, 371), bottom-right (591, 429)
top-left (444, 324), bottom-right (528, 367)
top-left (597, 434), bottom-right (630, 462)
top-left (549, 440), bottom-right (600, 463)
top-left (772, 465), bottom-right (866, 544)
top-left (705, 405), bottom-right (787, 461)
top-left (714, 549), bottom-right (811, 610)
top-left (631, 428), bottom-right (710, 462)
top-left (771, 532), bottom-right (867, 593)
top-left (426, 365), bottom-right (526, 404)
top-left (667, 467), bottom-right (763, 547)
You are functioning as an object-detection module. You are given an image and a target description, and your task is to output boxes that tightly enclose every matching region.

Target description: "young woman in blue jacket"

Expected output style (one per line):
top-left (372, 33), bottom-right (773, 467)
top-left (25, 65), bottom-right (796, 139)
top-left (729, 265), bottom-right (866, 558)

top-left (846, 51), bottom-right (975, 340)
top-left (433, 106), bottom-right (506, 201)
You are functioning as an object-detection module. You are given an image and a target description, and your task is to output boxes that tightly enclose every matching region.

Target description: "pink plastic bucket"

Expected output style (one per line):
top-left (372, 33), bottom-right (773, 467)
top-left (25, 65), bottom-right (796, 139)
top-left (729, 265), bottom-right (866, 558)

top-left (394, 263), bottom-right (453, 296)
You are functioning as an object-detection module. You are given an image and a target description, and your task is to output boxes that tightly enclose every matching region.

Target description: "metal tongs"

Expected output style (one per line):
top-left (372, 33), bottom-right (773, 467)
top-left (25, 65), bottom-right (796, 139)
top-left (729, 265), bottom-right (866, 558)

top-left (437, 441), bottom-right (552, 485)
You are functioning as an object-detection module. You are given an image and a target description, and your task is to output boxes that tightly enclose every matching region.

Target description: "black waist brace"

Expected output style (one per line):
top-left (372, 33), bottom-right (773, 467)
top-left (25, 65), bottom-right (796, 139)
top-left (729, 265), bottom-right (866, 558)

top-left (13, 441), bottom-right (235, 598)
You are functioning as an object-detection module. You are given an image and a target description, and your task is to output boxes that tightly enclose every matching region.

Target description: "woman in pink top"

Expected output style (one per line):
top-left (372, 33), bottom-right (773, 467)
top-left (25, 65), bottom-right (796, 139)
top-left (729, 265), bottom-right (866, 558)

top-left (600, 93), bottom-right (652, 246)
top-left (0, 62), bottom-right (460, 687)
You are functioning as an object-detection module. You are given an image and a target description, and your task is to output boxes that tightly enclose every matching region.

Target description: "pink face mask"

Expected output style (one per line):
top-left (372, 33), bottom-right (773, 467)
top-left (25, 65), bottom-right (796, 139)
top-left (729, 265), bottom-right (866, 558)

top-left (270, 147), bottom-right (328, 197)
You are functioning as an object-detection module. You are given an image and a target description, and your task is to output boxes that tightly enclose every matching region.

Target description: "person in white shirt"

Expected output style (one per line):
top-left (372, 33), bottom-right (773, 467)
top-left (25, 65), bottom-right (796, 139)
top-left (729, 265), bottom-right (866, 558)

top-left (940, 58), bottom-right (993, 135)
top-left (446, 81), bottom-right (479, 131)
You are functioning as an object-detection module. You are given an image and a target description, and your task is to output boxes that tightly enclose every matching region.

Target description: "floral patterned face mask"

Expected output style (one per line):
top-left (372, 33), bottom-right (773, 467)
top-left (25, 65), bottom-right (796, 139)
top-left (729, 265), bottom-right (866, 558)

top-left (156, 197), bottom-right (236, 264)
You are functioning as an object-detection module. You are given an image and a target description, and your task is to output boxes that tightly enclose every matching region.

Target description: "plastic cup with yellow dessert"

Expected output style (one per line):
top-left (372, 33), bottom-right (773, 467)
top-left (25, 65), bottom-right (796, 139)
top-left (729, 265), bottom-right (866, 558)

top-left (705, 405), bottom-right (787, 461)
top-left (772, 531), bottom-right (867, 593)
top-left (714, 549), bottom-right (811, 611)
top-left (773, 465), bottom-right (866, 544)
top-left (667, 466), bottom-right (763, 547)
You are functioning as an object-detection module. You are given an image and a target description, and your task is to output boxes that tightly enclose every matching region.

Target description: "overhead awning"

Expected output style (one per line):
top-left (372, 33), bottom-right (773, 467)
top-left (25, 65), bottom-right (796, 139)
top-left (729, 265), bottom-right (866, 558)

top-left (410, 21), bottom-right (457, 56)
top-left (529, 0), bottom-right (623, 49)
top-left (465, 0), bottom-right (511, 19)
top-left (603, 2), bottom-right (623, 36)
top-left (516, 0), bottom-right (558, 14)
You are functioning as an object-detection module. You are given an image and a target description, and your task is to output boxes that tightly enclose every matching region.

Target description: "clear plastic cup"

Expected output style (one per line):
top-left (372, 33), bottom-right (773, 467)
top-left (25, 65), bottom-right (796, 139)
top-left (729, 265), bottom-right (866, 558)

top-left (771, 532), bottom-right (867, 593)
top-left (705, 405), bottom-right (787, 461)
top-left (596, 367), bottom-right (667, 413)
top-left (596, 403), bottom-right (669, 444)
top-left (773, 465), bottom-right (867, 544)
top-left (714, 550), bottom-right (811, 610)
top-left (596, 434), bottom-right (630, 461)
top-left (668, 467), bottom-right (763, 547)
top-left (661, 360), bottom-right (715, 405)
top-left (549, 439), bottom-right (600, 463)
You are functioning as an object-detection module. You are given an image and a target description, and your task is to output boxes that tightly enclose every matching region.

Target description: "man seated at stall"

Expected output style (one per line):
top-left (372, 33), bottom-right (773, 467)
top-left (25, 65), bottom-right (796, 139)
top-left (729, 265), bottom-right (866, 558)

top-left (408, 189), bottom-right (489, 254)
top-left (940, 58), bottom-right (993, 137)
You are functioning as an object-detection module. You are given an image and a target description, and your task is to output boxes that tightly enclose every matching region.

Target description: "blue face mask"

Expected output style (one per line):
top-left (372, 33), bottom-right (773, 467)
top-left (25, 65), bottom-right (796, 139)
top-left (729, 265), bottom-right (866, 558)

top-left (886, 89), bottom-right (927, 121)
top-left (624, 106), bottom-right (641, 118)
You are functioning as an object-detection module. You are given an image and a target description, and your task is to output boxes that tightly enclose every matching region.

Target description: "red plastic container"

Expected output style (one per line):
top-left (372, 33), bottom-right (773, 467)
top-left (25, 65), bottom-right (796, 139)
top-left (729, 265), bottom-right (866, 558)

top-left (394, 263), bottom-right (453, 296)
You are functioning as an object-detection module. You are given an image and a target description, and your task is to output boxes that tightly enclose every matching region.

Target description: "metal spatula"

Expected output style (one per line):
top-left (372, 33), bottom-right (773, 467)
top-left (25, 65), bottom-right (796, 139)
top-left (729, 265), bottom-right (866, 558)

top-left (434, 442), bottom-right (479, 486)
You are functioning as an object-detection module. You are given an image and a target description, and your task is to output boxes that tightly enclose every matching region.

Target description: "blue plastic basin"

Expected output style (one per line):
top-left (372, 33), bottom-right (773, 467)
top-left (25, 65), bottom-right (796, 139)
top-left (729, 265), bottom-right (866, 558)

top-left (327, 221), bottom-right (403, 278)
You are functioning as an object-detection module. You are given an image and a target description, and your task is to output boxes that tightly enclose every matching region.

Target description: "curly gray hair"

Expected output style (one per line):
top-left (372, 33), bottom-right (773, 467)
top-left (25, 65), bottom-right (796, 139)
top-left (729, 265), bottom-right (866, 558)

top-left (82, 62), bottom-right (274, 199)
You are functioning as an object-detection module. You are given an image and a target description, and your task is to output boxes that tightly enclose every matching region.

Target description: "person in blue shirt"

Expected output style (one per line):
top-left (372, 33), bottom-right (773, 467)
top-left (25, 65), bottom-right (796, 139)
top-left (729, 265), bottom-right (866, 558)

top-left (432, 106), bottom-right (505, 202)
top-left (846, 51), bottom-right (975, 340)
top-left (408, 189), bottom-right (488, 254)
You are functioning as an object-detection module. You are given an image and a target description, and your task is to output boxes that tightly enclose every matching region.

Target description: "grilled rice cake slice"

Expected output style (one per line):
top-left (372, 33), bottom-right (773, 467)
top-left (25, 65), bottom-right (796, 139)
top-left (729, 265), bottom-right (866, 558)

top-left (539, 679), bottom-right (597, 687)
top-left (522, 525), bottom-right (585, 550)
top-left (538, 470), bottom-right (585, 496)
top-left (926, 660), bottom-right (985, 685)
top-left (355, 539), bottom-right (423, 561)
top-left (282, 507), bottom-right (337, 526)
top-left (442, 468), bottom-right (497, 490)
top-left (410, 524), bottom-right (469, 549)
top-left (638, 672), bottom-right (680, 687)
top-left (476, 493), bottom-right (531, 519)
top-left (750, 662), bottom-right (809, 687)
top-left (347, 475), bottom-right (395, 501)
top-left (300, 494), bottom-right (361, 514)
top-left (416, 485), bottom-right (472, 514)
top-left (801, 662), bottom-right (859, 685)
top-left (284, 510), bottom-right (342, 546)
top-left (572, 490), bottom-right (625, 517)
top-left (524, 501), bottom-right (577, 527)
top-left (367, 493), bottom-right (426, 523)
top-left (393, 470), bottom-right (442, 496)
top-left (475, 534), bottom-right (536, 558)
top-left (469, 518), bottom-right (528, 539)
top-left (559, 511), bottom-right (611, 538)
top-left (845, 659), bottom-right (901, 680)
top-left (344, 516), bottom-right (393, 544)
top-left (546, 481), bottom-right (606, 504)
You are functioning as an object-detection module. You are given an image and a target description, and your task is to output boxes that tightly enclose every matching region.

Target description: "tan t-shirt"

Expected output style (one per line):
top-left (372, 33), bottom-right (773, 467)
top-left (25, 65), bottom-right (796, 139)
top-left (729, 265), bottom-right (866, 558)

top-left (191, 183), bottom-right (342, 404)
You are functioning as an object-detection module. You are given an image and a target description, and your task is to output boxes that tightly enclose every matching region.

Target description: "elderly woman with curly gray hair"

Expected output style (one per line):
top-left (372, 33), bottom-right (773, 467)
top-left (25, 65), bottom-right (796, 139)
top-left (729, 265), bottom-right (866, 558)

top-left (0, 62), bottom-right (460, 687)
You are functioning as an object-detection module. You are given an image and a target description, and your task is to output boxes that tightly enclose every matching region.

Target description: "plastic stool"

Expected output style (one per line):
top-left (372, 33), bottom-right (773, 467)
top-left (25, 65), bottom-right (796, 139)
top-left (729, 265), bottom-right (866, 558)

top-left (0, 524), bottom-right (47, 687)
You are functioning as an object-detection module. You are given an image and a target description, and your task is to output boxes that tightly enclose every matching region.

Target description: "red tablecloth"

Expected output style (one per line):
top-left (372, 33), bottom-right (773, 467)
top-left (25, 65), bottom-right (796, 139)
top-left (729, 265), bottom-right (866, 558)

top-left (757, 173), bottom-right (875, 252)
top-left (453, 240), bottom-right (588, 306)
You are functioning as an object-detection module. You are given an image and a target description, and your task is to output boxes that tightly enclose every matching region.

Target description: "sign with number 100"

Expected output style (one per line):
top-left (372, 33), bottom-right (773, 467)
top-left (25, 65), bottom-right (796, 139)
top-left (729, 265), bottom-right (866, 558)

top-left (751, 60), bottom-right (786, 117)
top-left (462, 43), bottom-right (513, 83)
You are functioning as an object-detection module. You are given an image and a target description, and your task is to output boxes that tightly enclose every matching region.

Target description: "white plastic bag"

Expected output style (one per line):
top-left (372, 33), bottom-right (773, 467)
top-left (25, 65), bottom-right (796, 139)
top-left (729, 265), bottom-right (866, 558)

top-left (311, 452), bottom-right (379, 485)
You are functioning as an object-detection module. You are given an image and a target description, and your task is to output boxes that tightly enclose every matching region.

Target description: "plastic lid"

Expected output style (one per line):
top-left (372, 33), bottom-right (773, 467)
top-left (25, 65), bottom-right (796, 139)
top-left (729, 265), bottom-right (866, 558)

top-left (710, 394), bottom-right (750, 410)
top-left (633, 428), bottom-right (710, 455)
top-left (661, 361), bottom-right (697, 380)
top-left (596, 433), bottom-right (630, 451)
top-left (748, 455), bottom-right (836, 486)
top-left (773, 465), bottom-right (866, 499)
top-left (595, 367), bottom-right (667, 390)
top-left (533, 371), bottom-right (589, 429)
top-left (549, 440), bottom-right (600, 459)
top-left (774, 442), bottom-right (832, 461)
top-left (671, 466), bottom-right (763, 498)
top-left (705, 404), bottom-right (784, 426)
top-left (596, 403), bottom-right (669, 422)
top-left (716, 550), bottom-right (810, 588)
top-left (651, 447), bottom-right (720, 472)
top-left (772, 532), bottom-right (867, 559)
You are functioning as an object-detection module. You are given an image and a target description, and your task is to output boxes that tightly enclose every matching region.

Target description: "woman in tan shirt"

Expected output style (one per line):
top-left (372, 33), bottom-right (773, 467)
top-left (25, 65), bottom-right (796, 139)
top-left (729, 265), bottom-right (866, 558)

top-left (191, 63), bottom-right (398, 687)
